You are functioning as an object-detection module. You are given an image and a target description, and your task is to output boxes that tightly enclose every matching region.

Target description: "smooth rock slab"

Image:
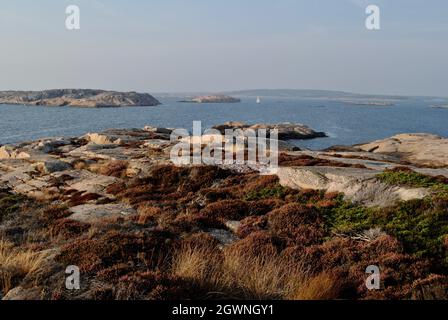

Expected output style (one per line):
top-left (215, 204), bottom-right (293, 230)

top-left (63, 170), bottom-right (118, 195)
top-left (358, 133), bottom-right (448, 168)
top-left (276, 166), bottom-right (430, 207)
top-left (69, 203), bottom-right (136, 223)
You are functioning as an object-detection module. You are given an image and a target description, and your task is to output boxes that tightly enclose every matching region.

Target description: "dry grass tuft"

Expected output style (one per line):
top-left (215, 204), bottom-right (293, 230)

top-left (172, 243), bottom-right (319, 300)
top-left (0, 240), bottom-right (46, 295)
top-left (137, 205), bottom-right (162, 225)
top-left (291, 272), bottom-right (340, 300)
top-left (97, 160), bottom-right (129, 178)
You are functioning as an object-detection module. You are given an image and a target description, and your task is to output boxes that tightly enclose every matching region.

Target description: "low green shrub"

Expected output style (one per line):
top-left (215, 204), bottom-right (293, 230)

top-left (244, 186), bottom-right (287, 201)
top-left (377, 170), bottom-right (448, 194)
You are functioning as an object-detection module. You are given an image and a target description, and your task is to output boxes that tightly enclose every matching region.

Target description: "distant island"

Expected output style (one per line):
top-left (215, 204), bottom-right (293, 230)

top-left (222, 89), bottom-right (409, 101)
top-left (0, 89), bottom-right (161, 108)
top-left (342, 100), bottom-right (395, 106)
top-left (431, 104), bottom-right (448, 109)
top-left (180, 95), bottom-right (241, 103)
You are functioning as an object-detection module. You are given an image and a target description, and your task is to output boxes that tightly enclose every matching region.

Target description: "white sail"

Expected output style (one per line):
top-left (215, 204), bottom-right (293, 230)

top-left (256, 96), bottom-right (261, 104)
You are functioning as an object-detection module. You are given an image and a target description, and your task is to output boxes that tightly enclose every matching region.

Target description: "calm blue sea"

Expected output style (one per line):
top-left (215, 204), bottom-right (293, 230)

top-left (0, 96), bottom-right (447, 150)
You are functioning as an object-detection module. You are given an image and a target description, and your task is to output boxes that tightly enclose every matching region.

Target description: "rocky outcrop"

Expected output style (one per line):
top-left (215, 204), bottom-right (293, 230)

top-left (1, 126), bottom-right (444, 209)
top-left (180, 95), bottom-right (241, 103)
top-left (276, 166), bottom-right (429, 207)
top-left (1, 126), bottom-right (447, 301)
top-left (213, 121), bottom-right (327, 140)
top-left (0, 89), bottom-right (161, 108)
top-left (357, 133), bottom-right (448, 168)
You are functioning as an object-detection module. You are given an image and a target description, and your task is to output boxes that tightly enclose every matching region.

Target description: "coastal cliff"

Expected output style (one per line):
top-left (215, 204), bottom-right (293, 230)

top-left (0, 89), bottom-right (161, 108)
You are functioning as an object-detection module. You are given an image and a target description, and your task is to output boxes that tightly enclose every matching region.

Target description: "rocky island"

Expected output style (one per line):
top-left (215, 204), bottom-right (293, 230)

top-left (342, 100), bottom-right (394, 106)
top-left (431, 104), bottom-right (448, 109)
top-left (180, 95), bottom-right (241, 103)
top-left (212, 121), bottom-right (327, 140)
top-left (0, 124), bottom-right (447, 300)
top-left (0, 89), bottom-right (161, 108)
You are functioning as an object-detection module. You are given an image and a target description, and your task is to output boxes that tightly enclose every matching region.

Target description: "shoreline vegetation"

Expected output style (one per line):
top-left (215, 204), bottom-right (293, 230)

top-left (0, 122), bottom-right (447, 300)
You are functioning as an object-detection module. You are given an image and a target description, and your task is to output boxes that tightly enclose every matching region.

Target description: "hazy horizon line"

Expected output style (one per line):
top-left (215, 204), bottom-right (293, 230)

top-left (1, 87), bottom-right (446, 99)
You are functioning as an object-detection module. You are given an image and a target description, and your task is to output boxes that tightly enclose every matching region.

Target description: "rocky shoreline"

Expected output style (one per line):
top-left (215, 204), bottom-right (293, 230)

top-left (0, 89), bottom-right (161, 108)
top-left (0, 124), bottom-right (447, 300)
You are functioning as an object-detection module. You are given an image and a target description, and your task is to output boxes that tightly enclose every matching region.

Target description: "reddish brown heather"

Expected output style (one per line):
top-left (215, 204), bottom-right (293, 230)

top-left (278, 153), bottom-right (367, 169)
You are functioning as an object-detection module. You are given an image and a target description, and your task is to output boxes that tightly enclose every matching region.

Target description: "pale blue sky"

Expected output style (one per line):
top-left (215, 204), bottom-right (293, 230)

top-left (0, 0), bottom-right (447, 96)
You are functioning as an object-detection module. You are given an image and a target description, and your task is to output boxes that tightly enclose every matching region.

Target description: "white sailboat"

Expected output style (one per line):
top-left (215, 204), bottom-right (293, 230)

top-left (256, 96), bottom-right (261, 104)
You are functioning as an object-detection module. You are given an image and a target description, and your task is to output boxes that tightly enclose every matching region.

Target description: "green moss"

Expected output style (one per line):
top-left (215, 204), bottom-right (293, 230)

top-left (244, 186), bottom-right (287, 201)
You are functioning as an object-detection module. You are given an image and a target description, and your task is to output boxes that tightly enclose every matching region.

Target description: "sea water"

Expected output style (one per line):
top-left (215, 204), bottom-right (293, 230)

top-left (0, 96), bottom-right (447, 150)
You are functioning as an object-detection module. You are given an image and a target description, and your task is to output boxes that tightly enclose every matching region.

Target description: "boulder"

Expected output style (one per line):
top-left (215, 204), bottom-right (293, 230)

top-left (34, 160), bottom-right (72, 174)
top-left (86, 133), bottom-right (121, 145)
top-left (0, 146), bottom-right (31, 160)
top-left (143, 126), bottom-right (173, 135)
top-left (34, 138), bottom-right (71, 153)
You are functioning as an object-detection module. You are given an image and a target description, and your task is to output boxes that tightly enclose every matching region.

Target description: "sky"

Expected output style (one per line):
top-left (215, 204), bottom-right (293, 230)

top-left (0, 0), bottom-right (447, 96)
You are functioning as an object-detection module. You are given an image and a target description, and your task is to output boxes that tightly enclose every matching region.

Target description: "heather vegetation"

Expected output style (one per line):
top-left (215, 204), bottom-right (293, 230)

top-left (0, 163), bottom-right (446, 300)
